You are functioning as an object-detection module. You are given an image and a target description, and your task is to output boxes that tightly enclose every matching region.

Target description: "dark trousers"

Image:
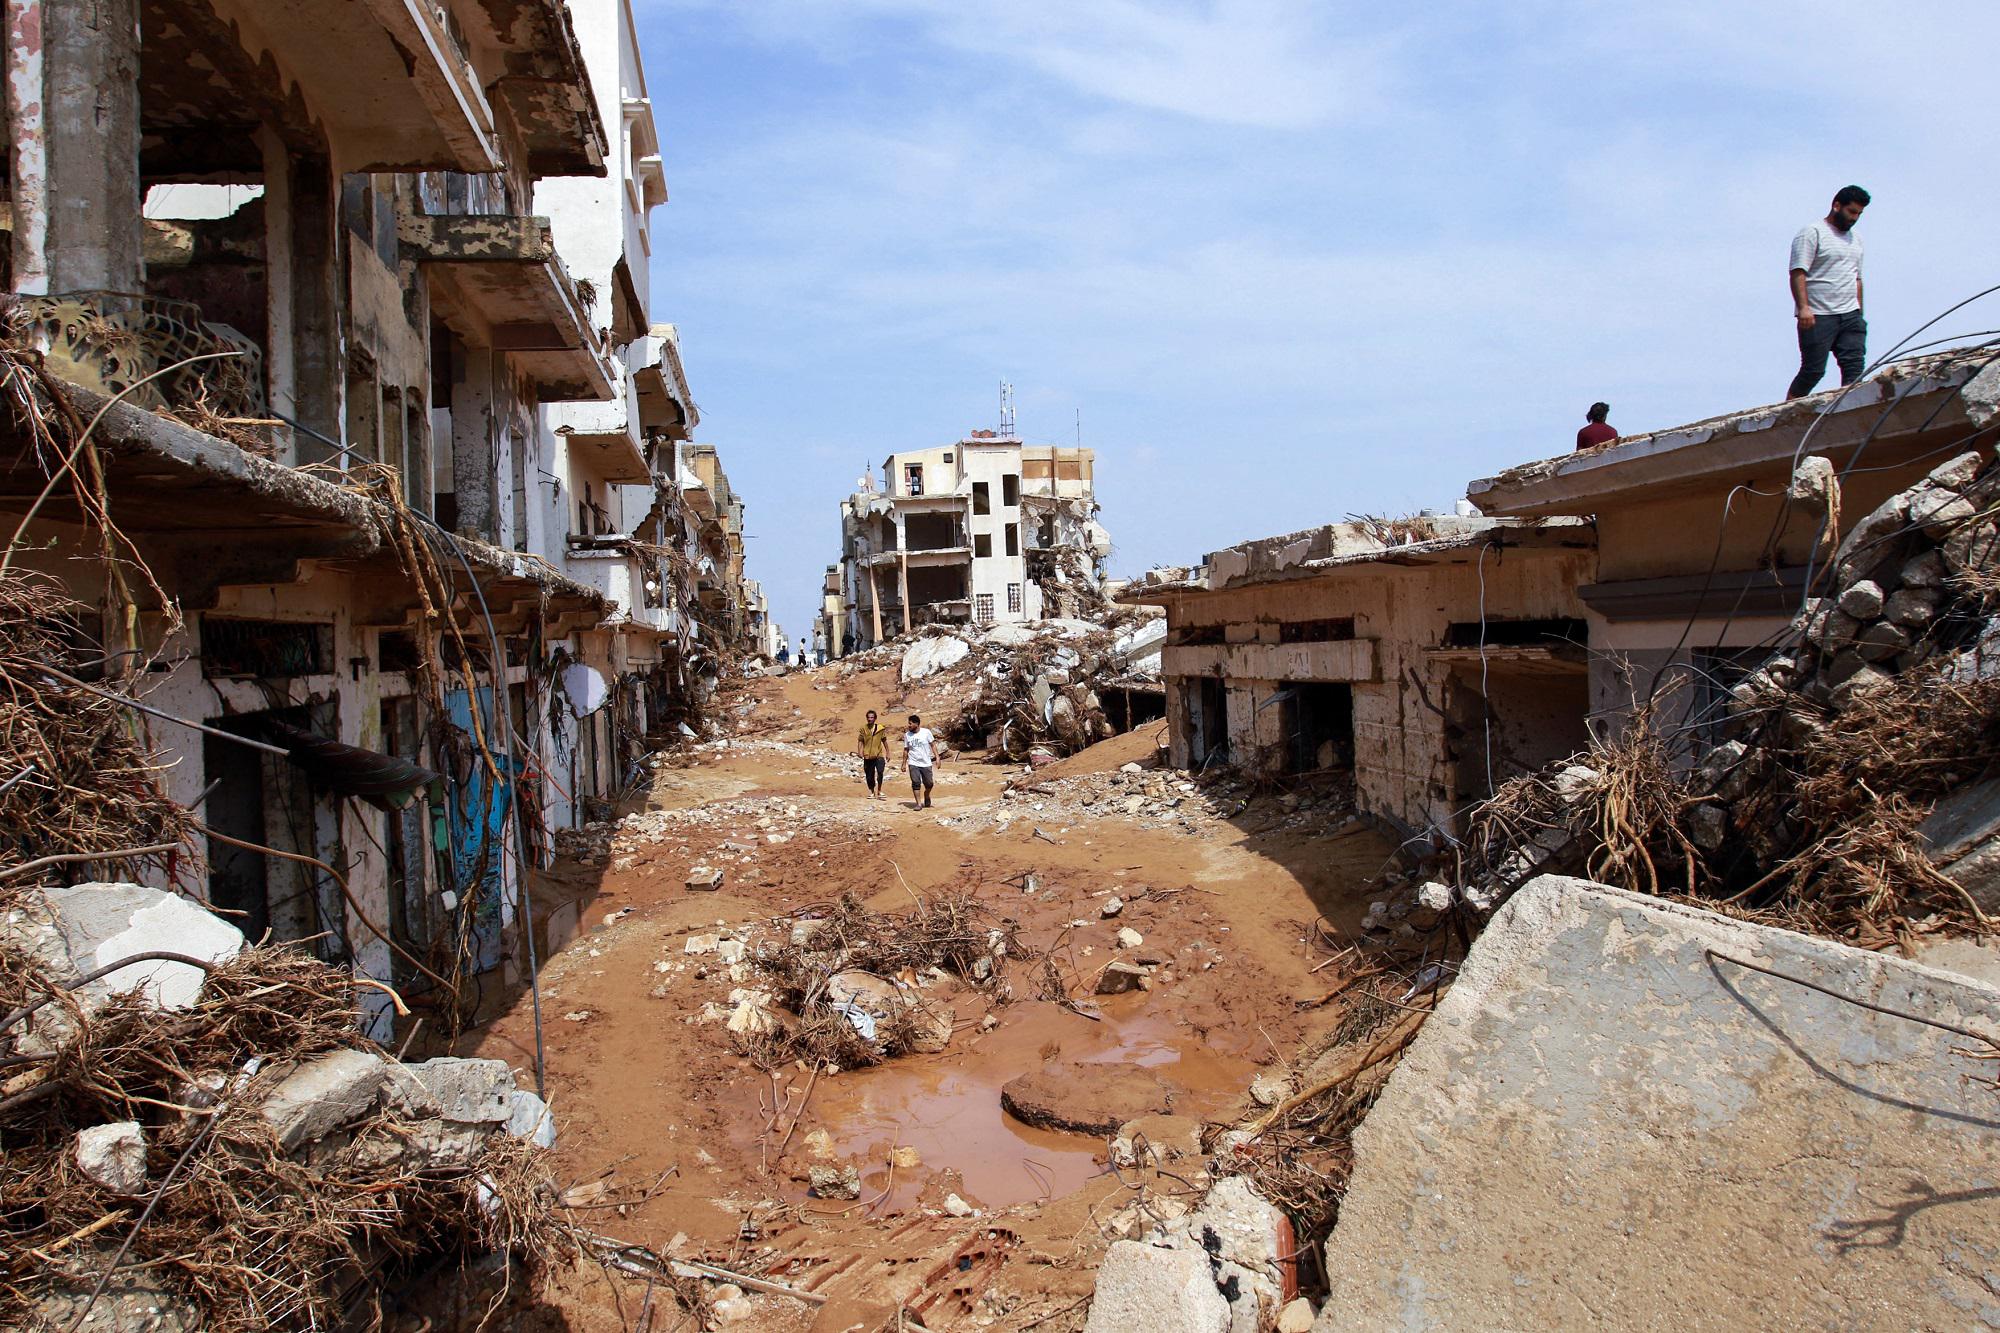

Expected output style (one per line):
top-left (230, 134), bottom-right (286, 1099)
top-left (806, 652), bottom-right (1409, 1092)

top-left (1788, 309), bottom-right (1866, 398)
top-left (863, 756), bottom-right (885, 790)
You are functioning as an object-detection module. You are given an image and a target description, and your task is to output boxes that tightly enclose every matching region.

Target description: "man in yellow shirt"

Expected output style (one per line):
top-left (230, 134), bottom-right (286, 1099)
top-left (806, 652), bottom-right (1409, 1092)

top-left (855, 709), bottom-right (889, 800)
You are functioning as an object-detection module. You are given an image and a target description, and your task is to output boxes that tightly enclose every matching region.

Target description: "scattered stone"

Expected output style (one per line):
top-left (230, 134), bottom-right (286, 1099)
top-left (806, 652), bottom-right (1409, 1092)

top-left (942, 1192), bottom-right (977, 1217)
top-left (1102, 896), bottom-right (1124, 917)
top-left (1912, 490), bottom-right (1977, 538)
top-left (1408, 880), bottom-right (1454, 929)
top-left (890, 1145), bottom-right (923, 1170)
top-left (399, 1057), bottom-right (513, 1124)
top-left (1083, 1240), bottom-right (1230, 1333)
top-left (506, 1090), bottom-right (557, 1148)
top-left (686, 865), bottom-right (724, 891)
top-left (563, 1010), bottom-right (592, 1023)
top-left (1096, 960), bottom-right (1152, 995)
top-left (1116, 927), bottom-right (1144, 949)
top-left (1836, 579), bottom-right (1884, 619)
top-left (1249, 1070), bottom-right (1290, 1108)
top-left (1002, 1063), bottom-right (1180, 1134)
top-left (902, 1001), bottom-right (955, 1054)
top-left (1277, 1297), bottom-right (1315, 1332)
top-left (808, 1162), bottom-right (862, 1200)
top-left (261, 1049), bottom-right (387, 1153)
top-left (1901, 549), bottom-right (1946, 588)
top-left (1855, 621), bottom-right (1911, 663)
top-left (1928, 450), bottom-right (1985, 491)
top-left (685, 933), bottom-right (720, 955)
top-left (75, 1121), bottom-right (146, 1194)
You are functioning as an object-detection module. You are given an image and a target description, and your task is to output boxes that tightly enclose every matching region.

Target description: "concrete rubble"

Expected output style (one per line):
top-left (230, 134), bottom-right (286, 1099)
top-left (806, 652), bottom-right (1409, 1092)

top-left (1084, 1175), bottom-right (1293, 1333)
top-left (1314, 873), bottom-right (2000, 1331)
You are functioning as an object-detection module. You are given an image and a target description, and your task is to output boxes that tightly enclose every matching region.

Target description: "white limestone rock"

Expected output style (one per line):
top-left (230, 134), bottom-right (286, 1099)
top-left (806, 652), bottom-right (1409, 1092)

top-left (75, 1121), bottom-right (147, 1195)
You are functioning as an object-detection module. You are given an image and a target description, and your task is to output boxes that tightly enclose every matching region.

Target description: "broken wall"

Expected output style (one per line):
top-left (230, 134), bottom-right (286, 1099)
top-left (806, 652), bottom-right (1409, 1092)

top-left (1317, 874), bottom-right (2000, 1332)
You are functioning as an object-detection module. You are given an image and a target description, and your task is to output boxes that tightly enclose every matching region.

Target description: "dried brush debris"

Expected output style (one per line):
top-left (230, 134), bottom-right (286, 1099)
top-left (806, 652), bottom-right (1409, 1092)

top-left (0, 570), bottom-right (195, 894)
top-left (0, 943), bottom-right (570, 1331)
top-left (744, 891), bottom-right (1027, 1069)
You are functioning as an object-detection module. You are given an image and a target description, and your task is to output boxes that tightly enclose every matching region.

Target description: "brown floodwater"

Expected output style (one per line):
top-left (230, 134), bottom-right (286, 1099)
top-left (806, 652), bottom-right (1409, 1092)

top-left (745, 995), bottom-right (1258, 1213)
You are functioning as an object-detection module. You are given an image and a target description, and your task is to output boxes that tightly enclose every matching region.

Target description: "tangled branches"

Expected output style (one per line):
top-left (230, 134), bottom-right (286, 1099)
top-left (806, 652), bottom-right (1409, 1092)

top-left (0, 571), bottom-right (194, 894)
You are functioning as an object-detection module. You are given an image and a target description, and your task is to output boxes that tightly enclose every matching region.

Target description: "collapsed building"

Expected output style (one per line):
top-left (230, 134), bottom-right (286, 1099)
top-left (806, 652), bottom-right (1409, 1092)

top-left (1126, 347), bottom-right (2000, 832)
top-left (0, 0), bottom-right (760, 1038)
top-left (829, 427), bottom-right (1111, 652)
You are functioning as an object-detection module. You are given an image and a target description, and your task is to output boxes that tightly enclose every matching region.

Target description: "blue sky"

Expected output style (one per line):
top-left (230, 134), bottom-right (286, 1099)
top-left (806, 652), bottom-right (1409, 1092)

top-left (632, 1), bottom-right (2000, 643)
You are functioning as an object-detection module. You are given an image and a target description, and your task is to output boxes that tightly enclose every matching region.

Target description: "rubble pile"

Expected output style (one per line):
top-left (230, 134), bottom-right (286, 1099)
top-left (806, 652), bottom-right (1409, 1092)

top-left (1374, 447), bottom-right (2000, 948)
top-left (555, 791), bottom-right (884, 868)
top-left (736, 891), bottom-right (1025, 1069)
top-left (837, 612), bottom-right (1166, 761)
top-left (0, 882), bottom-right (564, 1330)
top-left (941, 762), bottom-right (1355, 839)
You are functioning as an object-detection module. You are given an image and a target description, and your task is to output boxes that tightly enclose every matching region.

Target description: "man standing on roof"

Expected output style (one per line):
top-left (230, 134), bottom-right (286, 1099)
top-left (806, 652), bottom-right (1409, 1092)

top-left (1787, 185), bottom-right (1870, 399)
top-left (1576, 402), bottom-right (1617, 451)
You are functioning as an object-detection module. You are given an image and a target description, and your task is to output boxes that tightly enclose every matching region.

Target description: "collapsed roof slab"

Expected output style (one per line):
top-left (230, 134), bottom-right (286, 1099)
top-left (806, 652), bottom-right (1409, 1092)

top-left (1469, 347), bottom-right (2000, 519)
top-left (1317, 874), bottom-right (2000, 1332)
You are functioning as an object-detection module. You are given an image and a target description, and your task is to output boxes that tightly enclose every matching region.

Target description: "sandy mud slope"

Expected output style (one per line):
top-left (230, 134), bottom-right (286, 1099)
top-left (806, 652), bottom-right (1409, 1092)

top-left (466, 664), bottom-right (1384, 1331)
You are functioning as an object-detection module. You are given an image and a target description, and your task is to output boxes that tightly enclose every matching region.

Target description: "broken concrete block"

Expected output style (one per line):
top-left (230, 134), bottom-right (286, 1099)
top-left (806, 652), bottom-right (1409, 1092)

top-left (900, 634), bottom-right (971, 683)
top-left (1084, 1240), bottom-right (1230, 1333)
top-left (1315, 874), bottom-right (2000, 1331)
top-left (1096, 960), bottom-right (1151, 995)
top-left (902, 1001), bottom-right (955, 1054)
top-left (403, 1057), bottom-right (514, 1124)
top-left (1277, 1298), bottom-right (1315, 1333)
top-left (1928, 450), bottom-right (1986, 492)
top-left (1911, 490), bottom-right (1977, 538)
top-left (1854, 620), bottom-right (1911, 663)
top-left (1884, 586), bottom-right (1939, 628)
top-left (1918, 777), bottom-right (2000, 912)
top-left (1943, 519), bottom-right (2000, 574)
top-left (507, 1089), bottom-right (557, 1149)
top-left (1832, 489), bottom-right (1916, 580)
top-left (40, 882), bottom-right (244, 1011)
top-left (1551, 764), bottom-right (1601, 803)
top-left (261, 1049), bottom-right (387, 1152)
top-left (685, 866), bottom-right (724, 892)
top-left (808, 1162), bottom-right (861, 1199)
top-left (75, 1121), bottom-right (146, 1194)
top-left (943, 1191), bottom-right (976, 1217)
top-left (1003, 1063), bottom-right (1179, 1134)
top-left (1836, 579), bottom-right (1884, 619)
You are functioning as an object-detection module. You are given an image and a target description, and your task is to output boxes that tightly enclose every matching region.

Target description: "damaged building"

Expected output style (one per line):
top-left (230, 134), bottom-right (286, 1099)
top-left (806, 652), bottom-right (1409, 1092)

top-left (1122, 517), bottom-right (1597, 833)
top-left (0, 0), bottom-right (756, 1033)
top-left (832, 427), bottom-right (1111, 651)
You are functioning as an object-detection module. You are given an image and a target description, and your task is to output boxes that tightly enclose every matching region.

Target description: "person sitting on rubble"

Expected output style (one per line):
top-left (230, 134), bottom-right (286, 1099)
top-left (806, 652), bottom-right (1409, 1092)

top-left (902, 713), bottom-right (944, 809)
top-left (776, 641), bottom-right (791, 666)
top-left (857, 709), bottom-right (890, 800)
top-left (1576, 401), bottom-right (1617, 450)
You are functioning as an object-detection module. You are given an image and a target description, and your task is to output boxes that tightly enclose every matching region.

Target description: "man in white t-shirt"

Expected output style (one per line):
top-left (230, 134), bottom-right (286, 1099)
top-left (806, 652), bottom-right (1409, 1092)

top-left (1787, 185), bottom-right (1869, 399)
top-left (901, 713), bottom-right (944, 808)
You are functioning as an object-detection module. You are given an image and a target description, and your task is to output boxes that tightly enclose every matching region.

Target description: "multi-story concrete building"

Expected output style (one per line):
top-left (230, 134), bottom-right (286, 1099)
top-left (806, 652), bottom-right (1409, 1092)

top-left (835, 428), bottom-right (1109, 649)
top-left (0, 0), bottom-right (749, 1035)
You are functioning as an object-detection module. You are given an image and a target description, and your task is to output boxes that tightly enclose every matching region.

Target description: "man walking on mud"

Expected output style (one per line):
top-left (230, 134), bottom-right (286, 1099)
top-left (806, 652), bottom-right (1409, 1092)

top-left (856, 709), bottom-right (889, 800)
top-left (1787, 185), bottom-right (1870, 399)
top-left (902, 713), bottom-right (943, 809)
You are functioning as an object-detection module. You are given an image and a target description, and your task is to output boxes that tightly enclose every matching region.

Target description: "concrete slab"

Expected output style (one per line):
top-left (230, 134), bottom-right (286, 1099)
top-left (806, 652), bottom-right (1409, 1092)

top-left (1317, 874), bottom-right (2000, 1332)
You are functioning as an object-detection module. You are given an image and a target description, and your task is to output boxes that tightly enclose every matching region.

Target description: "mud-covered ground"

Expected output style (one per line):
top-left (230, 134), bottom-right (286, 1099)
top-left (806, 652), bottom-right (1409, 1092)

top-left (463, 664), bottom-right (1384, 1331)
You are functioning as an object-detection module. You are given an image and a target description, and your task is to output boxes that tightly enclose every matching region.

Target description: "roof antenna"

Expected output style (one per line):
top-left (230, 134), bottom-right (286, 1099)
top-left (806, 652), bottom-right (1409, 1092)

top-left (999, 381), bottom-right (1015, 438)
top-left (1075, 407), bottom-right (1081, 446)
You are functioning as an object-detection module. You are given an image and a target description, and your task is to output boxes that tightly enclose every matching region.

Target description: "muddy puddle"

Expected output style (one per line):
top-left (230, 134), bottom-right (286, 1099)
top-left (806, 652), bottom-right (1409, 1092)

top-left (748, 996), bottom-right (1258, 1212)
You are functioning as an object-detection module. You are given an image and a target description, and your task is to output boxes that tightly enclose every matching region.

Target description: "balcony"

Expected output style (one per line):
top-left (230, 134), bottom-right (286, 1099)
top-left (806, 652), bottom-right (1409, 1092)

top-left (400, 214), bottom-right (614, 402)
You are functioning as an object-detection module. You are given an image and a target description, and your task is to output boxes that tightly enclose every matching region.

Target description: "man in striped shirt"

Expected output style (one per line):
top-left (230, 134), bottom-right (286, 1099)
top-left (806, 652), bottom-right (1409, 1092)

top-left (1786, 185), bottom-right (1869, 399)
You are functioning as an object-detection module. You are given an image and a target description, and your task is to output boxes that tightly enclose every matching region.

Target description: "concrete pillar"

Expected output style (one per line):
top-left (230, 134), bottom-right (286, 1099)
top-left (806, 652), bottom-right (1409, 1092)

top-left (24, 0), bottom-right (142, 294)
top-left (255, 128), bottom-right (296, 421)
top-left (897, 554), bottom-right (911, 636)
top-left (868, 563), bottom-right (884, 646)
top-left (452, 349), bottom-right (498, 540)
top-left (289, 155), bottom-right (344, 466)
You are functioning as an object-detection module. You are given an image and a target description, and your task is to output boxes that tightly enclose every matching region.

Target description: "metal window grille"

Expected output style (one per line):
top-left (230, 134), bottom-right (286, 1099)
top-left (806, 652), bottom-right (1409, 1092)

top-left (1007, 583), bottom-right (1022, 614)
top-left (975, 593), bottom-right (995, 623)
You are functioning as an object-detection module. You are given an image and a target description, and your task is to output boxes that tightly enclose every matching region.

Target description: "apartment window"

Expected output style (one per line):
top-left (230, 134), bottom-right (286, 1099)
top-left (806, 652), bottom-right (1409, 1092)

top-left (975, 593), bottom-right (995, 623)
top-left (1004, 523), bottom-right (1019, 557)
top-left (1002, 473), bottom-right (1020, 506)
top-left (942, 452), bottom-right (954, 463)
top-left (1007, 582), bottom-right (1022, 614)
top-left (904, 464), bottom-right (924, 496)
top-left (972, 481), bottom-right (990, 515)
top-left (974, 534), bottom-right (992, 558)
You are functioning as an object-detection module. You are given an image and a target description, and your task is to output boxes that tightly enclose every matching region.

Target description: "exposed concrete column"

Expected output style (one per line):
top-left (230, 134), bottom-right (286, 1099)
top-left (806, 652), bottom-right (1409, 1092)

top-left (451, 348), bottom-right (498, 540)
top-left (868, 562), bottom-right (884, 646)
top-left (897, 554), bottom-right (911, 636)
top-left (289, 155), bottom-right (344, 466)
top-left (18, 0), bottom-right (142, 293)
top-left (256, 127), bottom-right (296, 421)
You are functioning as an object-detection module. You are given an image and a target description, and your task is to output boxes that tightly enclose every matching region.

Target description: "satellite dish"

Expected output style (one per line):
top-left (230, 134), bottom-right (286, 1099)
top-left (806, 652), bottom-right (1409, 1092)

top-left (561, 662), bottom-right (609, 717)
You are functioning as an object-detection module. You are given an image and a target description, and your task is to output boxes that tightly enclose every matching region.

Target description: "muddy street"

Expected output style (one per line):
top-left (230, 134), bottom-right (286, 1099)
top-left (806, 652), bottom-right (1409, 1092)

top-left (464, 664), bottom-right (1383, 1330)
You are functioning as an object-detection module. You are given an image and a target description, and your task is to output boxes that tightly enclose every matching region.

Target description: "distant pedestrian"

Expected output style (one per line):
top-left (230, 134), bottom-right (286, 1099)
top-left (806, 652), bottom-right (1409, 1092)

top-left (1787, 185), bottom-right (1870, 399)
top-left (856, 709), bottom-right (889, 800)
top-left (776, 641), bottom-right (790, 666)
top-left (902, 713), bottom-right (943, 809)
top-left (799, 635), bottom-right (811, 666)
top-left (1576, 402), bottom-right (1618, 451)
